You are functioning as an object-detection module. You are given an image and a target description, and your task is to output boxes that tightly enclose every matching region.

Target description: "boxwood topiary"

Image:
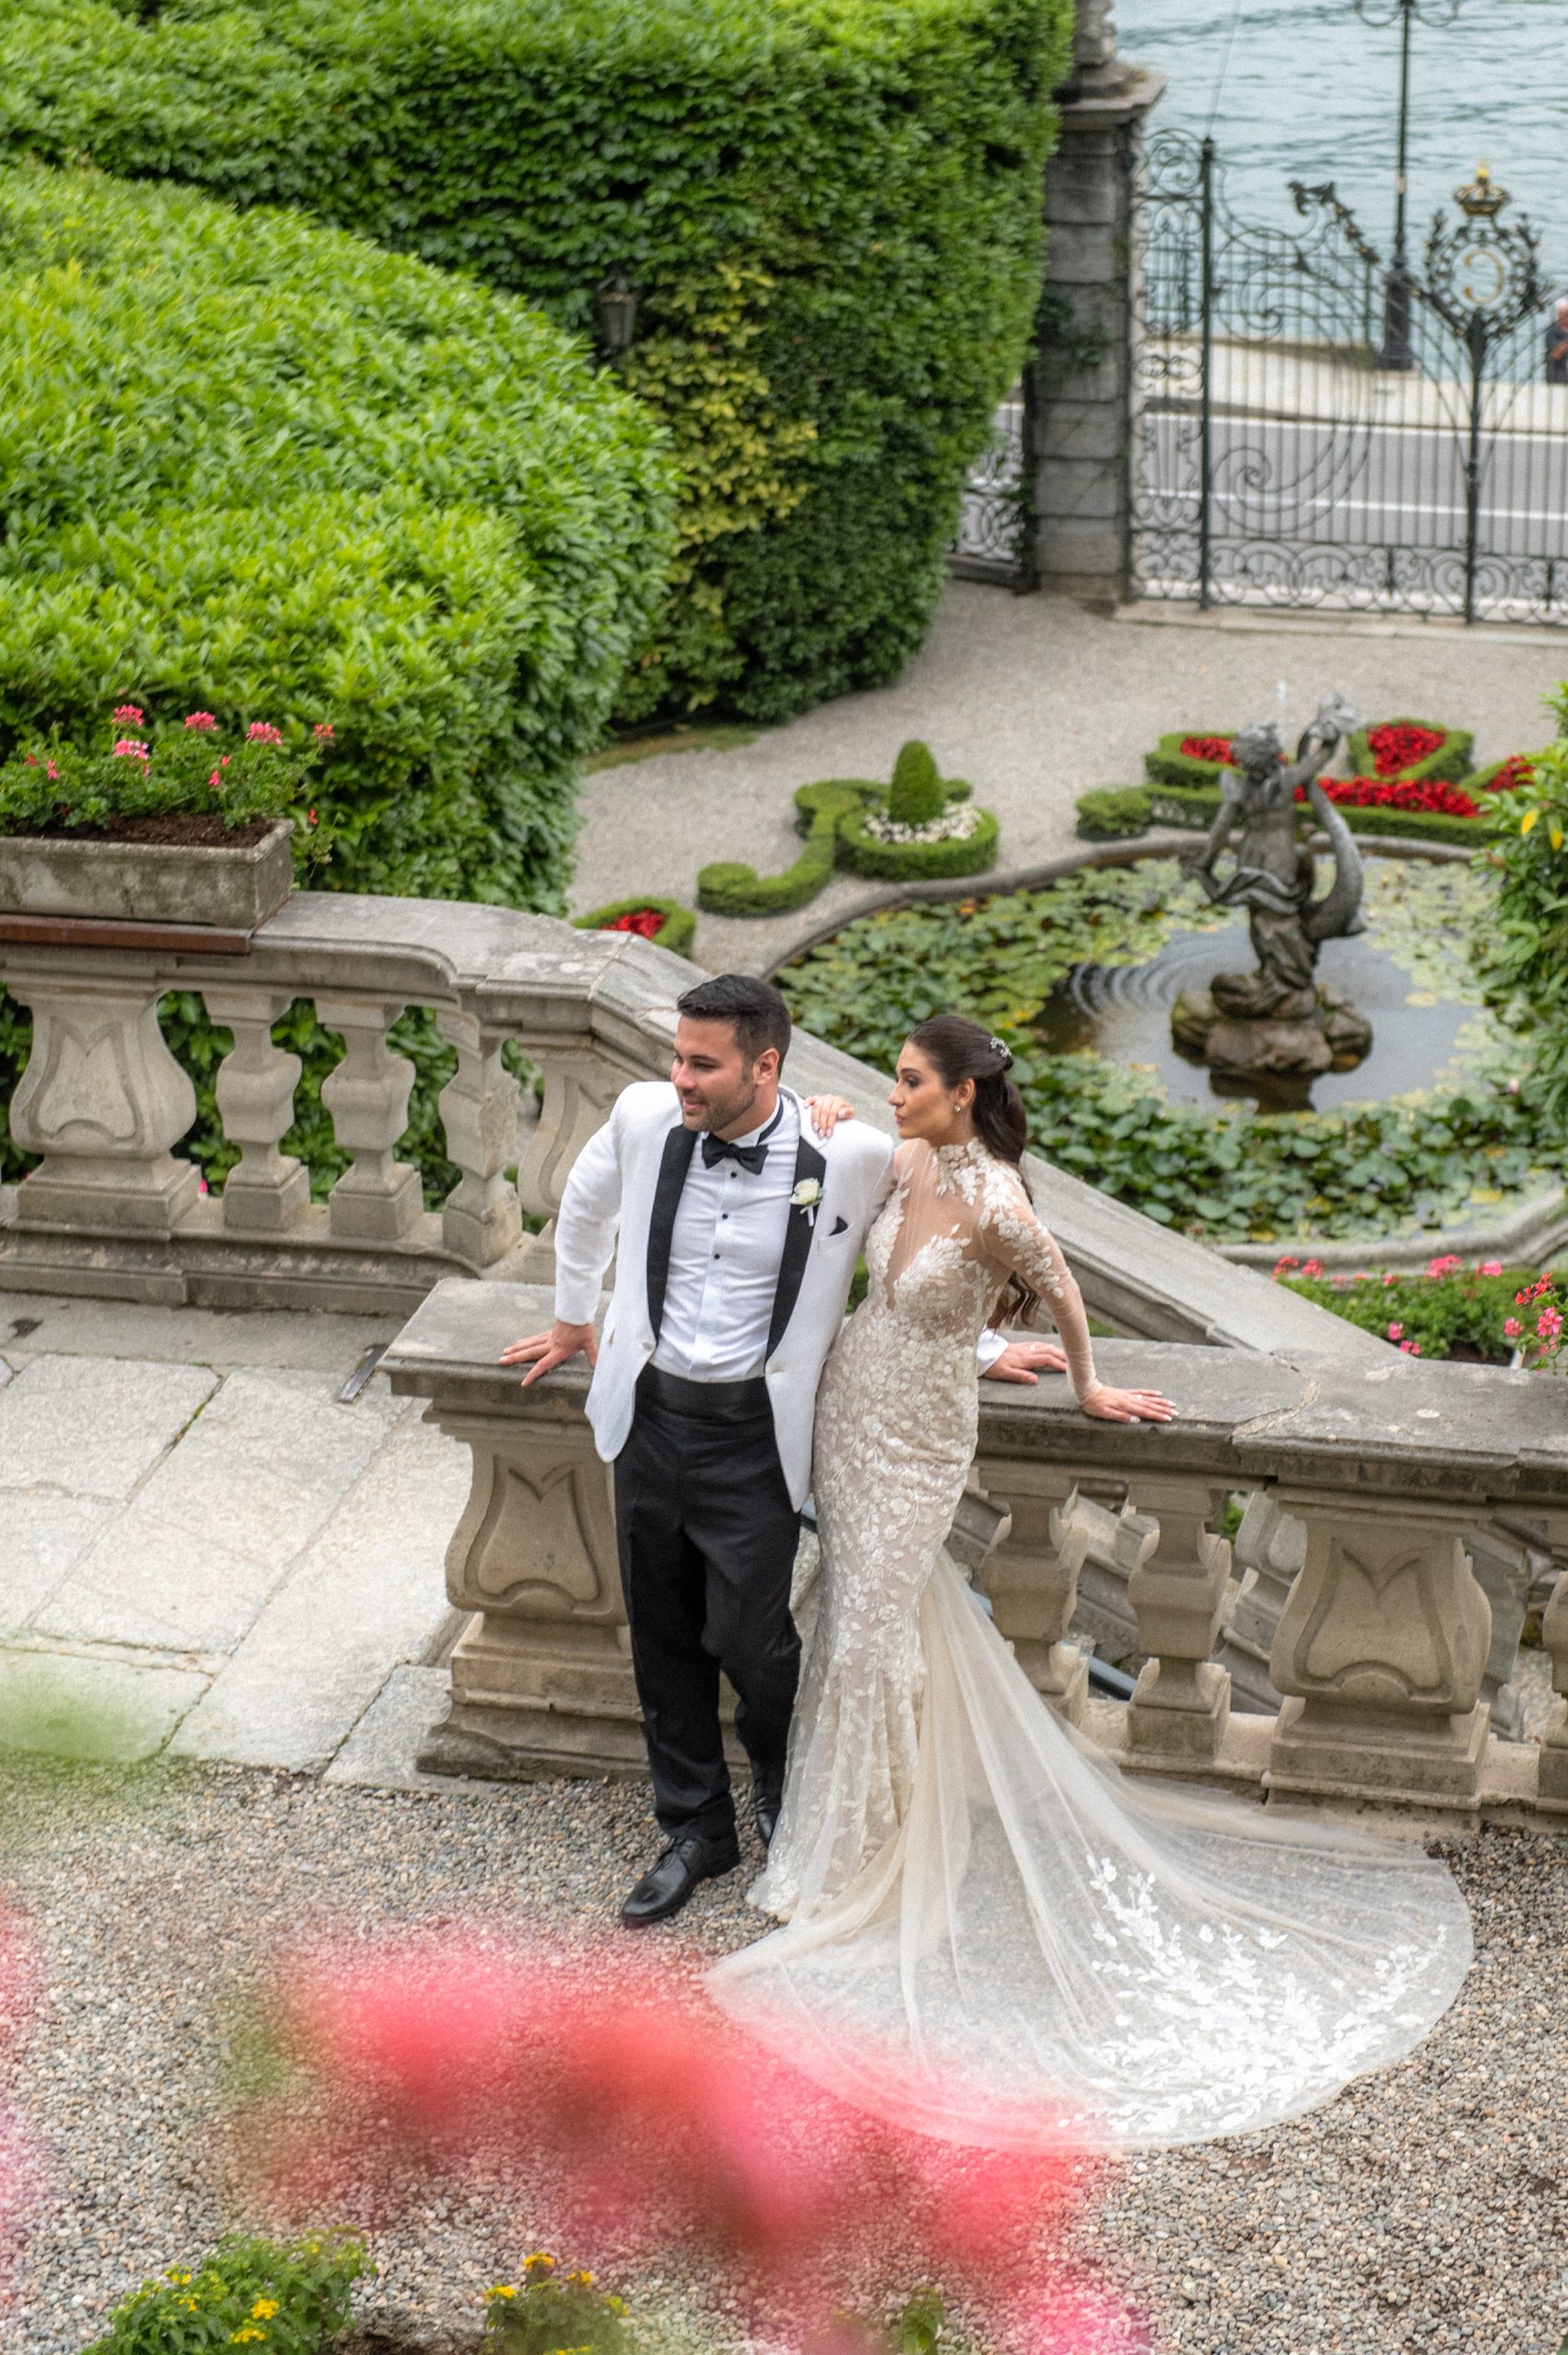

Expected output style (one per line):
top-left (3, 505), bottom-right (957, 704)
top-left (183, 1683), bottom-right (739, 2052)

top-left (572, 897), bottom-right (697, 957)
top-left (835, 797), bottom-right (1001, 881)
top-left (0, 163), bottom-right (673, 913)
top-left (696, 781), bottom-right (873, 915)
top-left (1075, 787), bottom-right (1153, 840)
top-left (1, 0), bottom-right (1075, 728)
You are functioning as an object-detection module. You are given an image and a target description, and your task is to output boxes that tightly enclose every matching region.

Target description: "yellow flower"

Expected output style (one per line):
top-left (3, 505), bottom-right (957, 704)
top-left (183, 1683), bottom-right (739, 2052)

top-left (1521, 808), bottom-right (1539, 833)
top-left (251, 2301), bottom-right (280, 2321)
top-left (567, 2269), bottom-right (596, 2287)
top-left (166, 2270), bottom-right (193, 2287)
top-left (487, 2285), bottom-right (517, 2302)
top-left (524, 2252), bottom-right (555, 2271)
top-left (1552, 824), bottom-right (1564, 851)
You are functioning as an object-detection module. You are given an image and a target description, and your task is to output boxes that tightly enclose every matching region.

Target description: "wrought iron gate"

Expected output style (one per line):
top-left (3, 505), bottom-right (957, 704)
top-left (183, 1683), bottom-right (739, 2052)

top-left (1129, 128), bottom-right (1568, 625)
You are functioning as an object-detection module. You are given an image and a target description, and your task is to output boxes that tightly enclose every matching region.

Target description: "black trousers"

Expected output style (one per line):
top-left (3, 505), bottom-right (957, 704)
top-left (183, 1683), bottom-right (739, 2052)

top-left (613, 1372), bottom-right (802, 1842)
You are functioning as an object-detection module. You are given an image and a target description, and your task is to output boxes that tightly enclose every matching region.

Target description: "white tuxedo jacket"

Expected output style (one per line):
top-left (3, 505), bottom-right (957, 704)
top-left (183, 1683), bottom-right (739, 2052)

top-left (554, 1082), bottom-right (897, 1509)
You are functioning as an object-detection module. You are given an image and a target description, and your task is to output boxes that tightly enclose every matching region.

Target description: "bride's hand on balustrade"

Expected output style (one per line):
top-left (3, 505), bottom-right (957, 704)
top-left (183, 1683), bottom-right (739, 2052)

top-left (1081, 1383), bottom-right (1175, 1425)
top-left (498, 1320), bottom-right (599, 1385)
top-left (804, 1093), bottom-right (856, 1137)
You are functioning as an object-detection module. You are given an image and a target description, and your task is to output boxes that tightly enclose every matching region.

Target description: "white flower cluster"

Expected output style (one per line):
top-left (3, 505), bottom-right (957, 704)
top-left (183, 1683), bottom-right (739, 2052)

top-left (859, 802), bottom-right (988, 847)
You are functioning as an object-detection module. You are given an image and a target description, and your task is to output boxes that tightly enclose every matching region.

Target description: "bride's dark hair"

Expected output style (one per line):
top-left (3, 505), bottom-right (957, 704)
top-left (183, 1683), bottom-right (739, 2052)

top-left (907, 1015), bottom-right (1028, 1166)
top-left (906, 1015), bottom-right (1037, 1323)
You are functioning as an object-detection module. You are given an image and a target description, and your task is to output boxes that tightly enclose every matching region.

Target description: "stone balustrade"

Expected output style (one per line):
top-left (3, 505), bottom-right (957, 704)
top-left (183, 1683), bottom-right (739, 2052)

top-left (385, 1277), bottom-right (1568, 1829)
top-left (0, 891), bottom-right (1397, 1358)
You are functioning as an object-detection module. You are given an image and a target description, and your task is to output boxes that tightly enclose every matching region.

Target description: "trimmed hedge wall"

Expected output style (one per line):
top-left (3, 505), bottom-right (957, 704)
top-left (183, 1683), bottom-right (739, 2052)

top-left (2, 0), bottom-right (1075, 728)
top-left (1347, 717), bottom-right (1474, 787)
top-left (0, 164), bottom-right (672, 911)
top-left (698, 783), bottom-right (871, 916)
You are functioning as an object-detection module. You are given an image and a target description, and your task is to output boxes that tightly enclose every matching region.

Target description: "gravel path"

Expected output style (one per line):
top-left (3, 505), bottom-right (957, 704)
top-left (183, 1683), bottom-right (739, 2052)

top-left (1, 1758), bottom-right (1564, 2355)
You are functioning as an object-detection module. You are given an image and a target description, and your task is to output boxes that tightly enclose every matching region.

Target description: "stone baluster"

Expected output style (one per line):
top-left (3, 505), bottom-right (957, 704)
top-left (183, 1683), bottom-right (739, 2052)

top-left (1122, 1478), bottom-right (1232, 1763)
top-left (2, 963), bottom-right (198, 1234)
top-left (315, 997), bottom-right (421, 1243)
top-left (202, 986), bottom-right (309, 1235)
top-left (1539, 1571), bottom-right (1568, 1812)
top-left (435, 1010), bottom-right (522, 1269)
top-left (973, 1463), bottom-right (1092, 1725)
top-left (1266, 1490), bottom-right (1493, 1811)
top-left (1217, 1491), bottom-right (1303, 1714)
top-left (515, 1051), bottom-right (625, 1281)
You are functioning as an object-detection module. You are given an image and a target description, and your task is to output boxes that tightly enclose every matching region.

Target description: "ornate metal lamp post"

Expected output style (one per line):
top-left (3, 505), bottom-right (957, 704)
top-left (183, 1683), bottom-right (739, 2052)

top-left (1422, 164), bottom-right (1543, 619)
top-left (1353, 0), bottom-right (1462, 370)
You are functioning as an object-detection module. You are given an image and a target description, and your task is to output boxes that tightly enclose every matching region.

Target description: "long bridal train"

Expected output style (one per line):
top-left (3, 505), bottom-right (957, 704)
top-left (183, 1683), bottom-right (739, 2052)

top-left (710, 1541), bottom-right (1471, 2150)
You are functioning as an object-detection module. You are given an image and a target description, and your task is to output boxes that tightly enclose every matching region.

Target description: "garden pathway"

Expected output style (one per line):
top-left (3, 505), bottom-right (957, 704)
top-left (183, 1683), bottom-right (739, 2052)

top-left (0, 1294), bottom-right (471, 1786)
top-left (571, 585), bottom-right (1568, 975)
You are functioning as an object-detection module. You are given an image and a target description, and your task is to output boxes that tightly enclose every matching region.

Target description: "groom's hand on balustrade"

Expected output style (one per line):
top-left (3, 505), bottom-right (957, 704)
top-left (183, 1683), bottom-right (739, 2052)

top-left (983, 1340), bottom-right (1069, 1384)
top-left (498, 1320), bottom-right (599, 1385)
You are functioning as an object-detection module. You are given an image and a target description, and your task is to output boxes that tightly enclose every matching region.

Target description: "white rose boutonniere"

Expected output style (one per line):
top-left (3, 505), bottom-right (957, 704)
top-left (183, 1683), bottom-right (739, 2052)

top-left (790, 1177), bottom-right (823, 1225)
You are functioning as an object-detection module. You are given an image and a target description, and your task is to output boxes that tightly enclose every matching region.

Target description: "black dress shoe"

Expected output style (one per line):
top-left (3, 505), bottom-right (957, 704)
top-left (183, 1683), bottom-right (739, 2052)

top-left (620, 1831), bottom-right (741, 1927)
top-left (753, 1772), bottom-right (784, 1851)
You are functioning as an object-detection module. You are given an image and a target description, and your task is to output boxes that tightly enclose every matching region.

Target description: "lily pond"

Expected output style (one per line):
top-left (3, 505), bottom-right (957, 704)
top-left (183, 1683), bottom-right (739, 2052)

top-left (779, 858), bottom-right (1553, 1246)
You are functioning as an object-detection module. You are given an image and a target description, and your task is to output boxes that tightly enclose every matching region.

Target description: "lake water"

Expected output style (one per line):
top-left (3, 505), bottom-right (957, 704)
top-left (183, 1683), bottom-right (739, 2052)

top-left (1114, 0), bottom-right (1564, 270)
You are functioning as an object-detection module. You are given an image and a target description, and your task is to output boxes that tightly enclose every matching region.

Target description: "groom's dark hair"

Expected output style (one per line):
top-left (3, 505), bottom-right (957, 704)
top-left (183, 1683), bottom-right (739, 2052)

top-left (676, 973), bottom-right (792, 1068)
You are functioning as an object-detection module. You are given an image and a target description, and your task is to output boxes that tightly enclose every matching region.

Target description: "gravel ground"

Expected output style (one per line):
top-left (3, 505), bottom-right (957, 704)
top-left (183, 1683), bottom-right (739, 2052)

top-left (1, 1757), bottom-right (1564, 2355)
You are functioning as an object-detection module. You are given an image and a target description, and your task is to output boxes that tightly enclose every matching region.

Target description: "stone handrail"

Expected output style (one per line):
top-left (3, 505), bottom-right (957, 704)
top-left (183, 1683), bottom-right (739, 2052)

top-left (0, 888), bottom-right (1389, 1358)
top-left (384, 1278), bottom-right (1568, 1828)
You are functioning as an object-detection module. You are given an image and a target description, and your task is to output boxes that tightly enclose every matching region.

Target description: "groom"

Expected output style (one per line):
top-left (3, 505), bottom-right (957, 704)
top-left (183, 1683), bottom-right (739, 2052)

top-left (500, 973), bottom-right (1054, 1926)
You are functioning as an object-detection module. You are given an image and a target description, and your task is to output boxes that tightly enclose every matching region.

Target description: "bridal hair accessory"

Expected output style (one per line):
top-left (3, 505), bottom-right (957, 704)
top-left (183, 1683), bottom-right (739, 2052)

top-left (987, 1036), bottom-right (1013, 1069)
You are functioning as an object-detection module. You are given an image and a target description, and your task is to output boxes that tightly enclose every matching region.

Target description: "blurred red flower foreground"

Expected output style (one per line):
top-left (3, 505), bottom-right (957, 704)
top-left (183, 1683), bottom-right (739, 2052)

top-left (0, 1910), bottom-right (39, 2285)
top-left (252, 1933), bottom-right (1134, 2352)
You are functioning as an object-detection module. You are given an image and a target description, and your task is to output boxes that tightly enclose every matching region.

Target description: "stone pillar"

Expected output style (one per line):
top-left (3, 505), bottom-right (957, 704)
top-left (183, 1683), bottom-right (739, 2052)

top-left (3, 965), bottom-right (198, 1234)
top-left (1539, 1571), bottom-right (1568, 1812)
top-left (1122, 1478), bottom-right (1232, 1763)
top-left (1266, 1492), bottom-right (1493, 1810)
top-left (974, 1464), bottom-right (1091, 1725)
top-left (435, 1011), bottom-right (522, 1269)
top-left (315, 997), bottom-right (422, 1244)
top-left (1032, 6), bottom-right (1164, 603)
top-left (203, 986), bottom-right (310, 1236)
top-left (515, 1051), bottom-right (625, 1281)
top-left (416, 1396), bottom-right (647, 1781)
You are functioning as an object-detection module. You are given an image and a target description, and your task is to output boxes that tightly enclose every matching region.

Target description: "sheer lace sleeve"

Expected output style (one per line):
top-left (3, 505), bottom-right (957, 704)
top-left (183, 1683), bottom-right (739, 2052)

top-left (977, 1166), bottom-right (1102, 1405)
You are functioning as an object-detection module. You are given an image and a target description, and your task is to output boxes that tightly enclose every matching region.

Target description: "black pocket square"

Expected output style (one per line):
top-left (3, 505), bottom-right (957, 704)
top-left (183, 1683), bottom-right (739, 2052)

top-left (831, 1215), bottom-right (850, 1236)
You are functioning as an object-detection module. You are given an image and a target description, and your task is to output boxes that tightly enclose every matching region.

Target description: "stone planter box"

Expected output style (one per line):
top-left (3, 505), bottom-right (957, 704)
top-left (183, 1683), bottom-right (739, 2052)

top-left (0, 819), bottom-right (294, 933)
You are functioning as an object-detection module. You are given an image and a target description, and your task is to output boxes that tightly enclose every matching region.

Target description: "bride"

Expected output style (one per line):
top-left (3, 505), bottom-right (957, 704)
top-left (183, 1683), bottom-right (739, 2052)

top-left (709, 1015), bottom-right (1471, 2150)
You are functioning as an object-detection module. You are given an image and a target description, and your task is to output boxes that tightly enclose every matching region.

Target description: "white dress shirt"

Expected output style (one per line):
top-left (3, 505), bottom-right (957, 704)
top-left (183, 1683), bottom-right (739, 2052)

top-left (651, 1096), bottom-right (802, 1382)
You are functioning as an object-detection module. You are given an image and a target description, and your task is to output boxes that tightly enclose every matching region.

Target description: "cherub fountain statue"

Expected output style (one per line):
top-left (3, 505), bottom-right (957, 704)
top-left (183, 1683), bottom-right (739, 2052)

top-left (1172, 695), bottom-right (1374, 1087)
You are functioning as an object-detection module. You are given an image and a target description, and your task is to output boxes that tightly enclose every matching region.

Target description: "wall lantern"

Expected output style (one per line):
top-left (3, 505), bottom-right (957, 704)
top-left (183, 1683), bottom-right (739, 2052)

top-left (594, 274), bottom-right (640, 362)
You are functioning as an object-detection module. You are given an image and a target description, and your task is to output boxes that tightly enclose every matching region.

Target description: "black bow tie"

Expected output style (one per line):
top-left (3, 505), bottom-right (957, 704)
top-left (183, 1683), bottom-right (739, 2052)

top-left (702, 1105), bottom-right (783, 1174)
top-left (702, 1132), bottom-right (769, 1174)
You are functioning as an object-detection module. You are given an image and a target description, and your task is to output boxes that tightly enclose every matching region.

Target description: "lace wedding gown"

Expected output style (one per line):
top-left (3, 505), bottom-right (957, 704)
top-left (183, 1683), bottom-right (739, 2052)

top-left (709, 1138), bottom-right (1471, 2149)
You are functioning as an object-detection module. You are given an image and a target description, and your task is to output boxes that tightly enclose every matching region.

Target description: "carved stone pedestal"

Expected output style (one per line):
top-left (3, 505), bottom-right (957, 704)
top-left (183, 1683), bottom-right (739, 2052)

top-left (1172, 985), bottom-right (1372, 1086)
top-left (3, 966), bottom-right (199, 1233)
top-left (1266, 1490), bottom-right (1492, 1810)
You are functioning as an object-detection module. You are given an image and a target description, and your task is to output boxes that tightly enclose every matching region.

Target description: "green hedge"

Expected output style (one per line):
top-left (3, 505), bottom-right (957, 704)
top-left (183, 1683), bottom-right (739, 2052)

top-left (1347, 717), bottom-right (1474, 787)
top-left (835, 799), bottom-right (1001, 880)
top-left (573, 896), bottom-right (697, 957)
top-left (697, 782), bottom-right (870, 915)
top-left (1143, 732), bottom-right (1237, 791)
top-left (0, 163), bottom-right (673, 911)
top-left (0, 0), bottom-right (1072, 729)
top-left (1076, 779), bottom-right (1489, 848)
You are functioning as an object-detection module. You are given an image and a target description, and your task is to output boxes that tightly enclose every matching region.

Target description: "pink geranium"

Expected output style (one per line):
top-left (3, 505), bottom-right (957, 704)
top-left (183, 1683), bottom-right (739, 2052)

top-left (111, 703), bottom-right (143, 724)
top-left (1505, 1318), bottom-right (1524, 1339)
top-left (254, 1934), bottom-right (1101, 2349)
top-left (1388, 1322), bottom-right (1404, 1340)
top-left (1479, 1260), bottom-right (1504, 1278)
top-left (111, 739), bottom-right (150, 761)
top-left (246, 720), bottom-right (284, 745)
top-left (313, 721), bottom-right (335, 741)
top-left (184, 711), bottom-right (218, 730)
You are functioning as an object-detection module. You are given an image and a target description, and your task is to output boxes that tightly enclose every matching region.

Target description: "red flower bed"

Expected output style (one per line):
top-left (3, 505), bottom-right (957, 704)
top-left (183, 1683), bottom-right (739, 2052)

top-left (601, 906), bottom-right (667, 939)
top-left (1365, 722), bottom-right (1445, 777)
top-left (1484, 753), bottom-right (1536, 793)
top-left (1179, 735), bottom-right (1233, 764)
top-left (1293, 775), bottom-right (1481, 819)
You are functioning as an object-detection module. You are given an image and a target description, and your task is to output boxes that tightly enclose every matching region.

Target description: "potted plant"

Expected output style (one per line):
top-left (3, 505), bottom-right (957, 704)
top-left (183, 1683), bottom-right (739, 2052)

top-left (0, 704), bottom-right (332, 933)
